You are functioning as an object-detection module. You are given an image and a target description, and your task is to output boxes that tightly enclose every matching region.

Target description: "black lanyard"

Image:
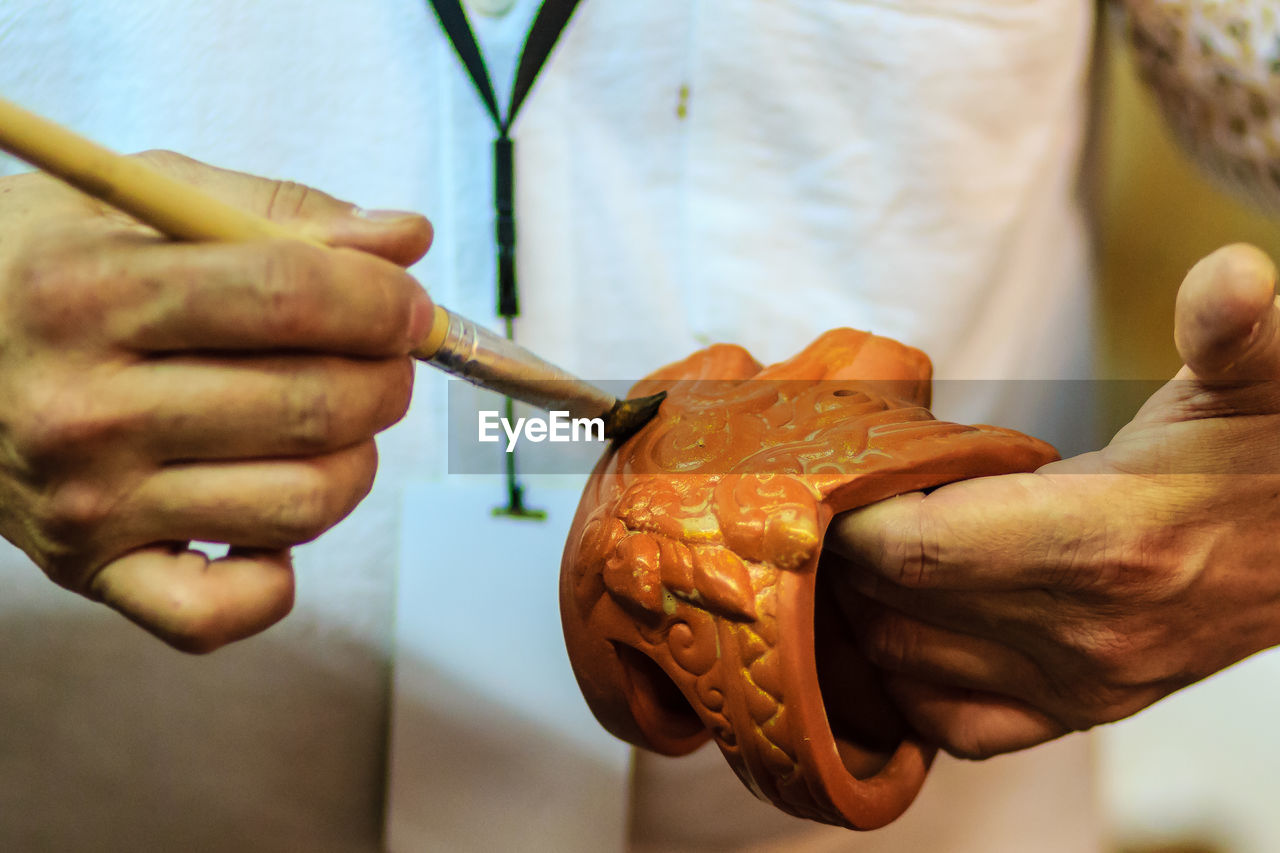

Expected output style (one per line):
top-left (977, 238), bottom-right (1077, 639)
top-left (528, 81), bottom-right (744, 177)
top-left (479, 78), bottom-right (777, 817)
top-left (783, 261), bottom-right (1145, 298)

top-left (428, 0), bottom-right (584, 320)
top-left (427, 0), bottom-right (585, 517)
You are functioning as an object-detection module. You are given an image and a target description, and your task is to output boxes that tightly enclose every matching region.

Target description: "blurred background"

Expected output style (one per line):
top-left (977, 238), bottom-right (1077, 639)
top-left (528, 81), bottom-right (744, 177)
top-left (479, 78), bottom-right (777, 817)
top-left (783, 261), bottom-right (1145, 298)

top-left (1094, 15), bottom-right (1280, 853)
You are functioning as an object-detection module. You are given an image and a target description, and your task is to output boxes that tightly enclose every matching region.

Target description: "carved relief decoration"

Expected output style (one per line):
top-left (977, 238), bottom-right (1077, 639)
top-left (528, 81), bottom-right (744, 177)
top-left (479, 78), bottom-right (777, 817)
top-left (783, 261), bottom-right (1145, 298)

top-left (560, 329), bottom-right (1057, 829)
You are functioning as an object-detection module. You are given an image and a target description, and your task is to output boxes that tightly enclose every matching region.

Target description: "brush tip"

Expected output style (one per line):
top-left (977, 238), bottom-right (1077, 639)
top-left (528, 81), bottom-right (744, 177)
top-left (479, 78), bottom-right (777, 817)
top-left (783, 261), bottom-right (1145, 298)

top-left (603, 391), bottom-right (667, 442)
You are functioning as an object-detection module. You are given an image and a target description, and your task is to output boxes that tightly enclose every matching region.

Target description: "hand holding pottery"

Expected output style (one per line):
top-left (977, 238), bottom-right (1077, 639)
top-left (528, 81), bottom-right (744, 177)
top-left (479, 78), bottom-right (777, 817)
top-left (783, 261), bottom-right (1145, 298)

top-left (560, 328), bottom-right (1056, 829)
top-left (831, 244), bottom-right (1280, 759)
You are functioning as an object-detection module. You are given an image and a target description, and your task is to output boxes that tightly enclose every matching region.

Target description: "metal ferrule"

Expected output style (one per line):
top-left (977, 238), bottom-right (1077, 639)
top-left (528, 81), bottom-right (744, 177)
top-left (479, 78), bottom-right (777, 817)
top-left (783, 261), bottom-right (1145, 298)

top-left (428, 311), bottom-right (617, 421)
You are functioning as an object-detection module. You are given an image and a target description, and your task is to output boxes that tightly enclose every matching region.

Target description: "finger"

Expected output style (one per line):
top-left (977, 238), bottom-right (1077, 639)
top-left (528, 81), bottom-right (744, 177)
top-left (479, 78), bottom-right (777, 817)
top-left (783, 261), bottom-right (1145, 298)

top-left (886, 675), bottom-right (1068, 760)
top-left (852, 603), bottom-right (1047, 705)
top-left (88, 238), bottom-right (434, 356)
top-left (132, 150), bottom-right (434, 266)
top-left (120, 441), bottom-right (379, 550)
top-left (826, 472), bottom-right (1108, 592)
top-left (1174, 243), bottom-right (1280, 381)
top-left (89, 544), bottom-right (294, 654)
top-left (825, 552), bottom-right (1038, 648)
top-left (111, 354), bottom-right (413, 462)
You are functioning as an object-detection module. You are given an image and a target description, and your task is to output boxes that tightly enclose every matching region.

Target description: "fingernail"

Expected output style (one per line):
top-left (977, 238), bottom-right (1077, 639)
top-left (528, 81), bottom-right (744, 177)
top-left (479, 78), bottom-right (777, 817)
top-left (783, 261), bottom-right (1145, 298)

top-left (1245, 319), bottom-right (1262, 348)
top-left (353, 207), bottom-right (421, 223)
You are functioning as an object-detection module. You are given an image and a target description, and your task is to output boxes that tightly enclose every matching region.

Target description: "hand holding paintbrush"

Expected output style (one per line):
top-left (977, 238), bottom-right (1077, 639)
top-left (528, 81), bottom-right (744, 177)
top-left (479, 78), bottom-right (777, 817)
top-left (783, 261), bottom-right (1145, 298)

top-left (0, 95), bottom-right (661, 651)
top-left (0, 96), bottom-right (663, 436)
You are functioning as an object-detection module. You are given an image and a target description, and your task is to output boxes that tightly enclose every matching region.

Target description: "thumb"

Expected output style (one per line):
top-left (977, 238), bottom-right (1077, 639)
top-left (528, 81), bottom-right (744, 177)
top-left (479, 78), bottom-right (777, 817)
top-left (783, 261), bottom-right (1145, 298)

top-left (132, 150), bottom-right (434, 267)
top-left (1174, 243), bottom-right (1280, 381)
top-left (88, 544), bottom-right (295, 654)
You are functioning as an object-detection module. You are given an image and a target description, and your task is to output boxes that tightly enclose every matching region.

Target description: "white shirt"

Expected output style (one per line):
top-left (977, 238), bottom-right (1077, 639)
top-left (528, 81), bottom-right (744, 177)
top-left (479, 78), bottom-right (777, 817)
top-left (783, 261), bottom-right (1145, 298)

top-left (0, 1), bottom-right (1101, 850)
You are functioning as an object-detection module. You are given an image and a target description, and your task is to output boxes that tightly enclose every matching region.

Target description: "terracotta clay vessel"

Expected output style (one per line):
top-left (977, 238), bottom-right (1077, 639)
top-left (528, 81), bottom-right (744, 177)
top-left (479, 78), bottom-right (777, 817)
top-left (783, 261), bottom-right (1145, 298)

top-left (560, 329), bottom-right (1057, 829)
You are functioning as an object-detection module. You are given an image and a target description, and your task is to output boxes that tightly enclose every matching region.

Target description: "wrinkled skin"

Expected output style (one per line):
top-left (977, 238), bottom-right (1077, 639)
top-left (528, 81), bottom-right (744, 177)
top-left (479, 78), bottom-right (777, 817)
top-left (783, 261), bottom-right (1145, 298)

top-left (0, 151), bottom-right (434, 652)
top-left (828, 244), bottom-right (1280, 759)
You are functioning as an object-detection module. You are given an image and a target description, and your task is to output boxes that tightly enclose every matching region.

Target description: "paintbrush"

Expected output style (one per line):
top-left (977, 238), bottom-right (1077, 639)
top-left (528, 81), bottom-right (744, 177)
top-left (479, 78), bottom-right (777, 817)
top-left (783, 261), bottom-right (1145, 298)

top-left (0, 95), bottom-right (664, 441)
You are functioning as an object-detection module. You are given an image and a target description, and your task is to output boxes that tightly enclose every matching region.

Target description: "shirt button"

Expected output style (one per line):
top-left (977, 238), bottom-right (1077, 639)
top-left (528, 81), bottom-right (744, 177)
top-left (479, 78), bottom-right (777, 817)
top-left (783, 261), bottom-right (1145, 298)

top-left (468, 0), bottom-right (516, 16)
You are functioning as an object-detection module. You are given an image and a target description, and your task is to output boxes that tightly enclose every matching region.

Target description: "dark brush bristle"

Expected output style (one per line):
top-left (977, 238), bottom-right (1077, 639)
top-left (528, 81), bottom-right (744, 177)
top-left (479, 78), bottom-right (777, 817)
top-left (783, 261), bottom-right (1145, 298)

top-left (602, 391), bottom-right (667, 442)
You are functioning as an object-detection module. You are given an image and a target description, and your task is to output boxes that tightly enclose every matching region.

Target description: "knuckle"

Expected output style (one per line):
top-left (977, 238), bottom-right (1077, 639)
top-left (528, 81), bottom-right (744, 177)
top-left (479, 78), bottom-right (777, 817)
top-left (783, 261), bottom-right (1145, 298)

top-left (1045, 618), bottom-right (1096, 661)
top-left (257, 242), bottom-right (323, 339)
top-left (268, 472), bottom-right (337, 544)
top-left (1080, 630), bottom-right (1134, 677)
top-left (265, 179), bottom-right (317, 222)
top-left (1052, 618), bottom-right (1131, 671)
top-left (857, 499), bottom-right (943, 591)
top-left (281, 374), bottom-right (335, 452)
top-left (910, 508), bottom-right (946, 588)
top-left (1065, 618), bottom-right (1178, 690)
top-left (887, 513), bottom-right (937, 590)
top-left (345, 257), bottom-right (414, 350)
top-left (37, 480), bottom-right (115, 541)
top-left (11, 384), bottom-right (120, 465)
top-left (1113, 530), bottom-right (1198, 600)
top-left (891, 550), bottom-right (927, 589)
top-left (1041, 625), bottom-right (1151, 718)
top-left (12, 248), bottom-right (90, 337)
top-left (13, 232), bottom-right (149, 343)
top-left (368, 291), bottom-right (408, 350)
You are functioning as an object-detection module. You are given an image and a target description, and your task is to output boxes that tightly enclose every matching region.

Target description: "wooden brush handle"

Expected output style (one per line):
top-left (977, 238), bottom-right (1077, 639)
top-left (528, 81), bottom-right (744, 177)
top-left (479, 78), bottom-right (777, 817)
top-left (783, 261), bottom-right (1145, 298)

top-left (0, 95), bottom-right (310, 245)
